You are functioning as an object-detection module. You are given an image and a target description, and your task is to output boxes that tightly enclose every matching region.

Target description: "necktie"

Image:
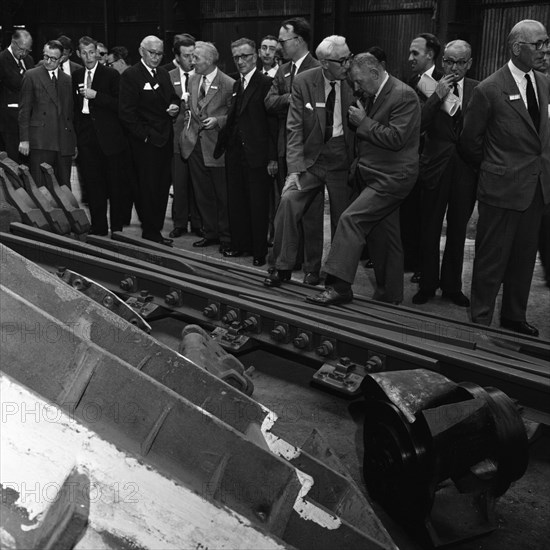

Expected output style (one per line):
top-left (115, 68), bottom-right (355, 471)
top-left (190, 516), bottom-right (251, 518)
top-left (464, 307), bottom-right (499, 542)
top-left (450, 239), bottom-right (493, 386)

top-left (289, 63), bottom-right (296, 89)
top-left (324, 81), bottom-right (336, 143)
top-left (86, 70), bottom-right (92, 89)
top-left (525, 73), bottom-right (540, 132)
top-left (199, 76), bottom-right (207, 100)
top-left (452, 81), bottom-right (461, 117)
top-left (234, 77), bottom-right (244, 114)
top-left (18, 59), bottom-right (25, 75)
top-left (51, 72), bottom-right (57, 88)
top-left (151, 68), bottom-right (157, 79)
top-left (183, 72), bottom-right (189, 92)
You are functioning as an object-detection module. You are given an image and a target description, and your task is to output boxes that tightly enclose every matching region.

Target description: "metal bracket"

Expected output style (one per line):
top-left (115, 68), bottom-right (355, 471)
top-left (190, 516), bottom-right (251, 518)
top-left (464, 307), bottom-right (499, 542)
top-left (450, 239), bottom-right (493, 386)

top-left (312, 357), bottom-right (367, 396)
top-left (211, 324), bottom-right (250, 352)
top-left (125, 290), bottom-right (159, 321)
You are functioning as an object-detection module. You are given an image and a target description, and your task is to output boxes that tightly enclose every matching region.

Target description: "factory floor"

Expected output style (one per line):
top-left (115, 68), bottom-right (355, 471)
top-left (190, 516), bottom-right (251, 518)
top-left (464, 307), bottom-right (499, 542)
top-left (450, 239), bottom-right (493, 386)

top-left (76, 179), bottom-right (549, 550)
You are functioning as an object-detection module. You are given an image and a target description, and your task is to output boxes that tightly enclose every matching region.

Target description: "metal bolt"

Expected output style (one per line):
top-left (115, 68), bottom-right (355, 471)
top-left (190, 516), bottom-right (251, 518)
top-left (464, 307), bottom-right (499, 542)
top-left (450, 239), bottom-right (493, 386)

top-left (165, 291), bottom-right (180, 306)
top-left (203, 304), bottom-right (218, 318)
top-left (72, 277), bottom-right (90, 291)
top-left (316, 340), bottom-right (334, 357)
top-left (222, 310), bottom-right (238, 324)
top-left (270, 325), bottom-right (287, 341)
top-left (340, 356), bottom-right (351, 367)
top-left (365, 355), bottom-right (383, 372)
top-left (120, 277), bottom-right (134, 291)
top-left (243, 316), bottom-right (258, 331)
top-left (102, 295), bottom-right (114, 308)
top-left (56, 266), bottom-right (67, 277)
top-left (293, 333), bottom-right (310, 349)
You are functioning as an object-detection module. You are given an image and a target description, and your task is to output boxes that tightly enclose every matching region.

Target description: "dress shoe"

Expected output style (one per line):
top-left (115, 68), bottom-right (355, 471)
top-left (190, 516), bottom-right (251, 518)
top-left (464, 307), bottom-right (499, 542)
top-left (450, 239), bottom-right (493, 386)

top-left (263, 269), bottom-right (292, 287)
top-left (193, 237), bottom-right (220, 248)
top-left (223, 249), bottom-right (243, 257)
top-left (253, 256), bottom-right (266, 267)
top-left (412, 289), bottom-right (435, 304)
top-left (160, 237), bottom-right (173, 247)
top-left (410, 271), bottom-right (422, 283)
top-left (364, 259), bottom-right (375, 269)
top-left (303, 272), bottom-right (321, 285)
top-left (441, 290), bottom-right (470, 307)
top-left (500, 318), bottom-right (539, 337)
top-left (306, 286), bottom-right (353, 307)
top-left (219, 243), bottom-right (231, 253)
top-left (169, 227), bottom-right (187, 238)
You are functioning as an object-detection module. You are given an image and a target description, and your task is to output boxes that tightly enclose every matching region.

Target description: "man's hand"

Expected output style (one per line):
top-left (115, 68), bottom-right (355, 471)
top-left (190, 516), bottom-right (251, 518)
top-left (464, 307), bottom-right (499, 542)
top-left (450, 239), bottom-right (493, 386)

top-left (348, 100), bottom-right (367, 127)
top-left (282, 172), bottom-right (301, 195)
top-left (201, 116), bottom-right (218, 130)
top-left (434, 74), bottom-right (455, 99)
top-left (166, 103), bottom-right (180, 117)
top-left (83, 88), bottom-right (97, 99)
top-left (267, 160), bottom-right (278, 177)
top-left (73, 146), bottom-right (78, 160)
top-left (18, 141), bottom-right (29, 156)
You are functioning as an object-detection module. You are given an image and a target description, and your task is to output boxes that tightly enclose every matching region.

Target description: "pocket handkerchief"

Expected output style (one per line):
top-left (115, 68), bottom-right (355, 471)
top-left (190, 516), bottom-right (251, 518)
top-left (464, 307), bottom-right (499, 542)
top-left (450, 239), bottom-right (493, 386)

top-left (144, 82), bottom-right (153, 90)
top-left (305, 102), bottom-right (314, 111)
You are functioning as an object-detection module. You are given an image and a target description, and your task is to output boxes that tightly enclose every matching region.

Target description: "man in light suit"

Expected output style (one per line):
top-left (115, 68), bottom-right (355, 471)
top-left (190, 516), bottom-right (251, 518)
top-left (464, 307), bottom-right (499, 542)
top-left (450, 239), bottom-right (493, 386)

top-left (119, 35), bottom-right (180, 245)
top-left (412, 40), bottom-right (479, 307)
top-left (168, 34), bottom-right (201, 239)
top-left (179, 41), bottom-right (234, 251)
top-left (73, 36), bottom-right (127, 235)
top-left (265, 17), bottom-right (324, 284)
top-left (460, 19), bottom-right (550, 336)
top-left (264, 35), bottom-right (355, 287)
top-left (18, 40), bottom-right (76, 189)
top-left (307, 52), bottom-right (421, 306)
top-left (0, 30), bottom-right (34, 163)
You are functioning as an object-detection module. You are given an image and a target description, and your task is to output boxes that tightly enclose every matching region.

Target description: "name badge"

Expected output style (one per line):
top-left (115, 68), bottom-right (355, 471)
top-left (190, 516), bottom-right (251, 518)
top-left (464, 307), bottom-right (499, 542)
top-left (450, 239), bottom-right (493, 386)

top-left (7, 103), bottom-right (18, 108)
top-left (174, 81), bottom-right (181, 85)
top-left (509, 94), bottom-right (521, 101)
top-left (144, 82), bottom-right (153, 90)
top-left (315, 102), bottom-right (325, 108)
top-left (210, 85), bottom-right (218, 90)
top-left (232, 92), bottom-right (237, 97)
top-left (284, 73), bottom-right (290, 78)
top-left (153, 83), bottom-right (160, 90)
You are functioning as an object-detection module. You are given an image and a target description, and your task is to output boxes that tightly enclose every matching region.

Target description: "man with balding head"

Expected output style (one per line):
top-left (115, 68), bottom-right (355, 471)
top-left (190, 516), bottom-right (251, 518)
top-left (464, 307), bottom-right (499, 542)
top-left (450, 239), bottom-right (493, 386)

top-left (412, 39), bottom-right (479, 307)
top-left (460, 19), bottom-right (550, 336)
top-left (119, 35), bottom-right (180, 245)
top-left (0, 30), bottom-right (34, 162)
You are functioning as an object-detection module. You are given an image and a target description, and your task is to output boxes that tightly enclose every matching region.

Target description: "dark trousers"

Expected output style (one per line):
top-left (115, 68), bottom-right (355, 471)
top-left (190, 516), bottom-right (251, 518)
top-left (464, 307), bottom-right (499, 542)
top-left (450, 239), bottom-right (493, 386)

top-left (128, 136), bottom-right (172, 240)
top-left (471, 183), bottom-right (545, 325)
top-left (30, 149), bottom-right (72, 189)
top-left (400, 180), bottom-right (422, 271)
top-left (188, 141), bottom-right (229, 242)
top-left (419, 154), bottom-right (477, 293)
top-left (226, 143), bottom-right (271, 258)
top-left (172, 151), bottom-right (201, 231)
top-left (76, 116), bottom-right (125, 234)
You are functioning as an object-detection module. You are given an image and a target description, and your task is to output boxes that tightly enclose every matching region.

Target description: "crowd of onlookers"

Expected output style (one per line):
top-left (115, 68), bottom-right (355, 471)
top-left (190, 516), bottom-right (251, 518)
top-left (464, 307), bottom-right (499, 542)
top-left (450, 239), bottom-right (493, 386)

top-left (0, 17), bottom-right (548, 336)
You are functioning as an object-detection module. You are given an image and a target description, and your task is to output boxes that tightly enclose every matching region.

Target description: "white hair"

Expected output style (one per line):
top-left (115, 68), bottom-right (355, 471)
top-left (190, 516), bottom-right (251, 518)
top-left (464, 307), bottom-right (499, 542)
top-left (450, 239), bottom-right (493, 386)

top-left (315, 35), bottom-right (347, 60)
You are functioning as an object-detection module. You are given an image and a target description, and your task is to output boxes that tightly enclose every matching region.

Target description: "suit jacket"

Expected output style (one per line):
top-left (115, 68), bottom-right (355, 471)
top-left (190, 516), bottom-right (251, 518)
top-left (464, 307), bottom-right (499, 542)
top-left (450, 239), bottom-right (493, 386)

top-left (179, 69), bottom-right (234, 167)
top-left (264, 53), bottom-right (320, 156)
top-left (460, 64), bottom-right (550, 211)
top-left (286, 67), bottom-right (355, 174)
top-left (221, 69), bottom-right (277, 169)
top-left (18, 66), bottom-right (76, 155)
top-left (119, 62), bottom-right (179, 148)
top-left (72, 63), bottom-right (126, 156)
top-left (0, 49), bottom-right (35, 135)
top-left (355, 75), bottom-right (420, 199)
top-left (419, 76), bottom-right (479, 189)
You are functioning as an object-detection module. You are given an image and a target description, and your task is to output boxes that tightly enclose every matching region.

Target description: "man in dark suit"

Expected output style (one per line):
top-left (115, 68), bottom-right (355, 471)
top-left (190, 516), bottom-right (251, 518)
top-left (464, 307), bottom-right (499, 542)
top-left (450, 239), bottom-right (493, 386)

top-left (119, 35), bottom-right (180, 245)
top-left (412, 39), bottom-right (479, 307)
top-left (180, 41), bottom-right (234, 250)
top-left (18, 40), bottom-right (76, 189)
top-left (219, 38), bottom-right (277, 266)
top-left (460, 19), bottom-right (550, 336)
top-left (73, 36), bottom-right (127, 235)
top-left (307, 52), bottom-right (421, 306)
top-left (265, 17), bottom-right (324, 284)
top-left (0, 30), bottom-right (34, 163)
top-left (264, 35), bottom-right (355, 287)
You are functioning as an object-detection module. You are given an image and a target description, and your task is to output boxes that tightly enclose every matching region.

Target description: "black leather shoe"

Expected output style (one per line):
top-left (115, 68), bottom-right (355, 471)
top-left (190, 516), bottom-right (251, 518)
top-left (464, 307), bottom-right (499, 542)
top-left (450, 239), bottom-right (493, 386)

top-left (263, 269), bottom-right (292, 287)
top-left (193, 237), bottom-right (220, 248)
top-left (412, 289), bottom-right (435, 304)
top-left (441, 290), bottom-right (470, 307)
top-left (223, 249), bottom-right (243, 257)
top-left (410, 271), bottom-right (422, 283)
top-left (253, 256), bottom-right (266, 267)
top-left (160, 237), bottom-right (174, 247)
top-left (306, 286), bottom-right (353, 306)
top-left (500, 318), bottom-right (539, 337)
top-left (303, 272), bottom-right (320, 285)
top-left (169, 227), bottom-right (187, 238)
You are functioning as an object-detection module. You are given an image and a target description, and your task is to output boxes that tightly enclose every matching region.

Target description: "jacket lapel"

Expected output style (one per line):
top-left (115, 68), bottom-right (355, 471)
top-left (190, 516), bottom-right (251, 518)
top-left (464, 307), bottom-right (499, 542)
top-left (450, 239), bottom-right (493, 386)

top-left (502, 65), bottom-right (539, 137)
top-left (39, 67), bottom-right (60, 108)
top-left (534, 70), bottom-right (549, 141)
top-left (239, 70), bottom-right (258, 114)
top-left (312, 69), bottom-right (326, 135)
top-left (369, 75), bottom-right (393, 118)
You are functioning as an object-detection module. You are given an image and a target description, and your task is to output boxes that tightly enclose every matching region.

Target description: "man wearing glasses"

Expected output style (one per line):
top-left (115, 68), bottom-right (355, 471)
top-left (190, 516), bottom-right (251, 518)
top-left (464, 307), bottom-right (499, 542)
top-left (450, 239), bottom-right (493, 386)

top-left (460, 19), bottom-right (550, 336)
top-left (264, 35), bottom-right (355, 288)
top-left (0, 30), bottom-right (34, 163)
top-left (119, 35), bottom-right (180, 245)
top-left (18, 39), bottom-right (76, 189)
top-left (412, 40), bottom-right (479, 308)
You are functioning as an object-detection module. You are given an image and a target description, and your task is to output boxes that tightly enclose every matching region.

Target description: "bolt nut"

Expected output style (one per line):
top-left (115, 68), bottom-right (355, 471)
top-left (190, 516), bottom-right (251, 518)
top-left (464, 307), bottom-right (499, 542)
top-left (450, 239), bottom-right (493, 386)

top-left (165, 291), bottom-right (180, 306)
top-left (316, 340), bottom-right (334, 357)
top-left (203, 304), bottom-right (218, 318)
top-left (102, 295), bottom-right (114, 308)
top-left (270, 325), bottom-right (287, 341)
top-left (222, 310), bottom-right (238, 324)
top-left (293, 333), bottom-right (310, 349)
top-left (120, 277), bottom-right (134, 291)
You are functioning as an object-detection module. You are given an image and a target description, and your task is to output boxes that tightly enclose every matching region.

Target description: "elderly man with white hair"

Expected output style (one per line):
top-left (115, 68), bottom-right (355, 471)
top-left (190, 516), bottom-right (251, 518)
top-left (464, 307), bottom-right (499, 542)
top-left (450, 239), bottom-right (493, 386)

top-left (264, 35), bottom-right (355, 287)
top-left (119, 35), bottom-right (180, 245)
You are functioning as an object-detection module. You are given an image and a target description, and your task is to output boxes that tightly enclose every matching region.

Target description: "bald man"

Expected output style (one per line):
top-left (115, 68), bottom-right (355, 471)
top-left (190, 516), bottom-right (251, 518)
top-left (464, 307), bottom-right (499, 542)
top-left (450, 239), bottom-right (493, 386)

top-left (119, 35), bottom-right (180, 245)
top-left (460, 19), bottom-right (550, 336)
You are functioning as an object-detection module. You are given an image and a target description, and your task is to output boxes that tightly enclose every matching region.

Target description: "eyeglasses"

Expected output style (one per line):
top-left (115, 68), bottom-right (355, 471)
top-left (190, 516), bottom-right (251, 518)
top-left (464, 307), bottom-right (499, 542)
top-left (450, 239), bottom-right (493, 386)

top-left (98, 51), bottom-right (107, 56)
top-left (232, 53), bottom-right (255, 62)
top-left (518, 39), bottom-right (550, 51)
top-left (15, 44), bottom-right (32, 54)
top-left (278, 36), bottom-right (298, 45)
top-left (144, 49), bottom-right (163, 58)
top-left (43, 54), bottom-right (61, 62)
top-left (325, 54), bottom-right (354, 66)
top-left (442, 57), bottom-right (471, 68)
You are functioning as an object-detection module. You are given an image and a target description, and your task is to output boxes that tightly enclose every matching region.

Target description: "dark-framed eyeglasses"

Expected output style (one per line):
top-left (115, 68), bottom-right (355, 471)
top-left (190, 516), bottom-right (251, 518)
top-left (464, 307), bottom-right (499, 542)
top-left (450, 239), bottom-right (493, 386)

top-left (325, 54), bottom-right (354, 66)
top-left (442, 57), bottom-right (471, 68)
top-left (43, 54), bottom-right (61, 62)
top-left (144, 49), bottom-right (163, 58)
top-left (278, 36), bottom-right (299, 45)
top-left (232, 53), bottom-right (255, 62)
top-left (98, 51), bottom-right (108, 56)
top-left (518, 39), bottom-right (550, 51)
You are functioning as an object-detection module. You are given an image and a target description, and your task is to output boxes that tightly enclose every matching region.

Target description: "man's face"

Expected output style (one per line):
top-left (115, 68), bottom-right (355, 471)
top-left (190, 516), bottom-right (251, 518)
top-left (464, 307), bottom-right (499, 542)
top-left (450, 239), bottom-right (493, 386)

top-left (97, 45), bottom-right (108, 64)
top-left (42, 45), bottom-right (63, 71)
top-left (442, 44), bottom-right (472, 81)
top-left (191, 47), bottom-right (212, 75)
top-left (514, 24), bottom-right (548, 72)
top-left (12, 38), bottom-right (32, 60)
top-left (408, 37), bottom-right (433, 75)
top-left (278, 25), bottom-right (300, 60)
top-left (78, 43), bottom-right (98, 70)
top-left (259, 39), bottom-right (277, 68)
top-left (232, 44), bottom-right (257, 76)
top-left (176, 45), bottom-right (195, 72)
top-left (320, 42), bottom-right (352, 81)
top-left (140, 41), bottom-right (163, 68)
top-left (350, 65), bottom-right (378, 97)
top-left (60, 48), bottom-right (72, 64)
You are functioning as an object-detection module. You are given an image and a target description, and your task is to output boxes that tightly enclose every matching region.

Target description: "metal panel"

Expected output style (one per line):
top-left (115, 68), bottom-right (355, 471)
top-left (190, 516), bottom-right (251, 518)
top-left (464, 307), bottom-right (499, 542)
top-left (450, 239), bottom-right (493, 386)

top-left (201, 0), bottom-right (308, 18)
top-left (350, 0), bottom-right (435, 12)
